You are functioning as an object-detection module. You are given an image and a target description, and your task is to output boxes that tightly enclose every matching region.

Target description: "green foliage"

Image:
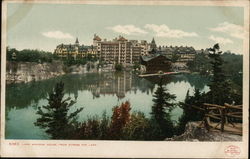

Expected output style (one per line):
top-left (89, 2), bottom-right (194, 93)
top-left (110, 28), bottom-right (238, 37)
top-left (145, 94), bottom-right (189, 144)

top-left (7, 47), bottom-right (55, 63)
top-left (133, 62), bottom-right (141, 70)
top-left (221, 52), bottom-right (243, 87)
top-left (146, 118), bottom-right (167, 140)
top-left (207, 44), bottom-right (234, 105)
top-left (33, 88), bottom-right (177, 140)
top-left (177, 44), bottom-right (243, 135)
top-left (187, 48), bottom-right (242, 87)
top-left (34, 82), bottom-right (83, 139)
top-left (176, 88), bottom-right (205, 135)
top-left (7, 47), bottom-right (98, 66)
top-left (77, 116), bottom-right (101, 139)
top-left (115, 63), bottom-right (124, 71)
top-left (187, 49), bottom-right (243, 80)
top-left (151, 78), bottom-right (176, 138)
top-left (187, 44), bottom-right (242, 105)
top-left (63, 55), bottom-right (97, 67)
top-left (63, 56), bottom-right (87, 66)
top-left (187, 53), bottom-right (211, 75)
top-left (122, 112), bottom-right (150, 140)
top-left (99, 111), bottom-right (110, 139)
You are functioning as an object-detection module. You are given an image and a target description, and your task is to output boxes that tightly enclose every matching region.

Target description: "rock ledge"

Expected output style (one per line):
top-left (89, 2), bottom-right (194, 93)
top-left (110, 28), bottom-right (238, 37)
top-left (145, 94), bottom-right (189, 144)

top-left (165, 122), bottom-right (242, 141)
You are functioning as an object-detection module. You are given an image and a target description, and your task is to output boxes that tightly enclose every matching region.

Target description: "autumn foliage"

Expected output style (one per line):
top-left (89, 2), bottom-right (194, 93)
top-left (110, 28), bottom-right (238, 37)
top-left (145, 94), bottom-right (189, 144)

top-left (109, 101), bottom-right (131, 139)
top-left (35, 82), bottom-right (176, 140)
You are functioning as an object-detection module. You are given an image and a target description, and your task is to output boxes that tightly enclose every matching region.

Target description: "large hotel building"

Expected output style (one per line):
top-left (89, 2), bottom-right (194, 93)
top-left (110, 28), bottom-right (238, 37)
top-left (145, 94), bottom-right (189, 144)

top-left (54, 34), bottom-right (197, 68)
top-left (54, 35), bottom-right (150, 65)
top-left (54, 38), bottom-right (97, 58)
top-left (93, 34), bottom-right (149, 65)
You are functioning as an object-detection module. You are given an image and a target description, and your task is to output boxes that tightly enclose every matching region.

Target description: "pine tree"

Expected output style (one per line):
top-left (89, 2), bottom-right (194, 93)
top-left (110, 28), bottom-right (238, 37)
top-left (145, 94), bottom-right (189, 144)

top-left (177, 88), bottom-right (204, 135)
top-left (208, 44), bottom-right (232, 105)
top-left (184, 89), bottom-right (190, 103)
top-left (151, 77), bottom-right (176, 138)
top-left (35, 81), bottom-right (83, 139)
top-left (176, 90), bottom-right (190, 135)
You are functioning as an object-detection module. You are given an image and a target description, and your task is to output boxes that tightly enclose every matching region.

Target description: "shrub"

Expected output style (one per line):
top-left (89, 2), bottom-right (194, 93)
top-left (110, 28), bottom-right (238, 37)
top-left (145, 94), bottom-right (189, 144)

top-left (115, 63), bottom-right (123, 71)
top-left (122, 112), bottom-right (150, 140)
top-left (109, 101), bottom-right (131, 139)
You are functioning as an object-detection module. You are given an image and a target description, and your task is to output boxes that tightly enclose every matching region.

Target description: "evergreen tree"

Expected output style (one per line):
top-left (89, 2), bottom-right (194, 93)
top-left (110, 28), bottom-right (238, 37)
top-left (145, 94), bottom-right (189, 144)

top-left (187, 53), bottom-right (211, 74)
top-left (207, 44), bottom-right (232, 105)
top-left (151, 77), bottom-right (176, 138)
top-left (177, 88), bottom-right (205, 135)
top-left (35, 81), bottom-right (83, 139)
top-left (176, 90), bottom-right (191, 135)
top-left (99, 111), bottom-right (110, 139)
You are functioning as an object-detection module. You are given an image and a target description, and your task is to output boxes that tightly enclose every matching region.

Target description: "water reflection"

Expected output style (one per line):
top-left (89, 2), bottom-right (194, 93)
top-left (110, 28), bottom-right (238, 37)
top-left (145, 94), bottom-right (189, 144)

top-left (5, 72), bottom-right (209, 139)
top-left (6, 72), bottom-right (152, 109)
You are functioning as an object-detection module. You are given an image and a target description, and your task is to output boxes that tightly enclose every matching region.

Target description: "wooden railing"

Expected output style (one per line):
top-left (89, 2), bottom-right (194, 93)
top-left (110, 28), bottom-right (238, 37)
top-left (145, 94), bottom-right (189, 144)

top-left (190, 103), bottom-right (242, 135)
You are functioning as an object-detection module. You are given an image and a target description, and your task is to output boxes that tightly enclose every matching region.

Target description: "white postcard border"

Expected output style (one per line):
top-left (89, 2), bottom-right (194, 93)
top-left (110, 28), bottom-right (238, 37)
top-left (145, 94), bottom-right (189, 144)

top-left (1, 0), bottom-right (249, 158)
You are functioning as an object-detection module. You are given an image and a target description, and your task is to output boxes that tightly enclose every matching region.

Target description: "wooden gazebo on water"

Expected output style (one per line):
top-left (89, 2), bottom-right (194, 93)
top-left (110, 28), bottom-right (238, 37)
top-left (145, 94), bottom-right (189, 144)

top-left (190, 103), bottom-right (243, 135)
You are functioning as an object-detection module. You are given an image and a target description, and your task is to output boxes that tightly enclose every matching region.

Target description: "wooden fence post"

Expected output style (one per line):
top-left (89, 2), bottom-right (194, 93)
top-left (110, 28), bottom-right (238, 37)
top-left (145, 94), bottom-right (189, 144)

top-left (204, 105), bottom-right (210, 131)
top-left (220, 108), bottom-right (225, 132)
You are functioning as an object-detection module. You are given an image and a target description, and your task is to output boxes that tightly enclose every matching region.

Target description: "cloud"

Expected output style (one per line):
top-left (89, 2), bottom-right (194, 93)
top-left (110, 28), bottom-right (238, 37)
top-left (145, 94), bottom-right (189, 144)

top-left (209, 22), bottom-right (245, 39)
top-left (107, 25), bottom-right (147, 35)
top-left (144, 24), bottom-right (198, 38)
top-left (208, 35), bottom-right (233, 45)
top-left (42, 31), bottom-right (73, 39)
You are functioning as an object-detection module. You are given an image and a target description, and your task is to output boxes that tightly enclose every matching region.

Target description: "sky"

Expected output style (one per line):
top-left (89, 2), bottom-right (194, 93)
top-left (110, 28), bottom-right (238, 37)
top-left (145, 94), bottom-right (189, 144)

top-left (7, 3), bottom-right (245, 54)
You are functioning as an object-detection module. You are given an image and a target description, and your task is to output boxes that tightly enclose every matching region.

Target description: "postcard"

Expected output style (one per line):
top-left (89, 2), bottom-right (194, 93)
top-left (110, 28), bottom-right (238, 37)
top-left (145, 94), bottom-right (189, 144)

top-left (1, 0), bottom-right (249, 158)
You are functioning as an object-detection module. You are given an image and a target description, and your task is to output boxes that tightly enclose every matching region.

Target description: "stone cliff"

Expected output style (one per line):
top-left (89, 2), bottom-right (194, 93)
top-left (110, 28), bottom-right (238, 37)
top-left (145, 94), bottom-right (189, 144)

top-left (6, 61), bottom-right (102, 84)
top-left (6, 61), bottom-right (65, 84)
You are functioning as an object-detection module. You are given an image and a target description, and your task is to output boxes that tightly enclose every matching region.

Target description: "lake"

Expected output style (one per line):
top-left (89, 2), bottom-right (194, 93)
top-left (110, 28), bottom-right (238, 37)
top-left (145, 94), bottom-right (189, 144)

top-left (5, 72), bottom-right (210, 139)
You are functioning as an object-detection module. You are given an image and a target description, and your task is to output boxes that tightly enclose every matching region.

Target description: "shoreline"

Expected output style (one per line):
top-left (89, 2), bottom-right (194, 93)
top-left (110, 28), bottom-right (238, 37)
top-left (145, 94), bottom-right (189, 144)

top-left (5, 60), bottom-right (104, 84)
top-left (5, 60), bottom-right (198, 85)
top-left (5, 60), bottom-right (132, 85)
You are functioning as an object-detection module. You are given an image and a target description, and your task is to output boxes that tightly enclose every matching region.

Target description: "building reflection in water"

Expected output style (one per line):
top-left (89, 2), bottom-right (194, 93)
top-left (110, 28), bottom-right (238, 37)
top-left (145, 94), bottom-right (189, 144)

top-left (6, 72), bottom-right (208, 111)
top-left (86, 72), bottom-right (174, 100)
top-left (88, 72), bottom-right (133, 100)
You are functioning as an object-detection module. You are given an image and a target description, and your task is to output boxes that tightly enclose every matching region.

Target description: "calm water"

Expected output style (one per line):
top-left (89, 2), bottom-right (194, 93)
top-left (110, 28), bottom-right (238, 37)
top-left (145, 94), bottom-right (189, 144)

top-left (5, 72), bottom-right (209, 139)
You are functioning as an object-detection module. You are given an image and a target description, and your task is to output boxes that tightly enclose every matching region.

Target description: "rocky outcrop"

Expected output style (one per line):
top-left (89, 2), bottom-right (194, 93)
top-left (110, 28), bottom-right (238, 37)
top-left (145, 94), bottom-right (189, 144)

top-left (6, 61), bottom-right (104, 84)
top-left (6, 61), bottom-right (65, 84)
top-left (165, 122), bottom-right (242, 141)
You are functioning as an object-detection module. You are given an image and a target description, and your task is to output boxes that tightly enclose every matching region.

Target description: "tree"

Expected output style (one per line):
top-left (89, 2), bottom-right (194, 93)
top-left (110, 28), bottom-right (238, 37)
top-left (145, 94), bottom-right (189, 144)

top-left (6, 47), bottom-right (54, 63)
top-left (186, 52), bottom-right (211, 74)
top-left (109, 101), bottom-right (131, 139)
top-left (35, 81), bottom-right (83, 139)
top-left (99, 111), bottom-right (110, 139)
top-left (133, 62), bottom-right (141, 71)
top-left (151, 77), bottom-right (176, 138)
top-left (78, 116), bottom-right (100, 139)
top-left (115, 63), bottom-right (123, 71)
top-left (207, 44), bottom-right (232, 105)
top-left (221, 53), bottom-right (243, 89)
top-left (122, 112), bottom-right (150, 140)
top-left (177, 88), bottom-right (205, 135)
